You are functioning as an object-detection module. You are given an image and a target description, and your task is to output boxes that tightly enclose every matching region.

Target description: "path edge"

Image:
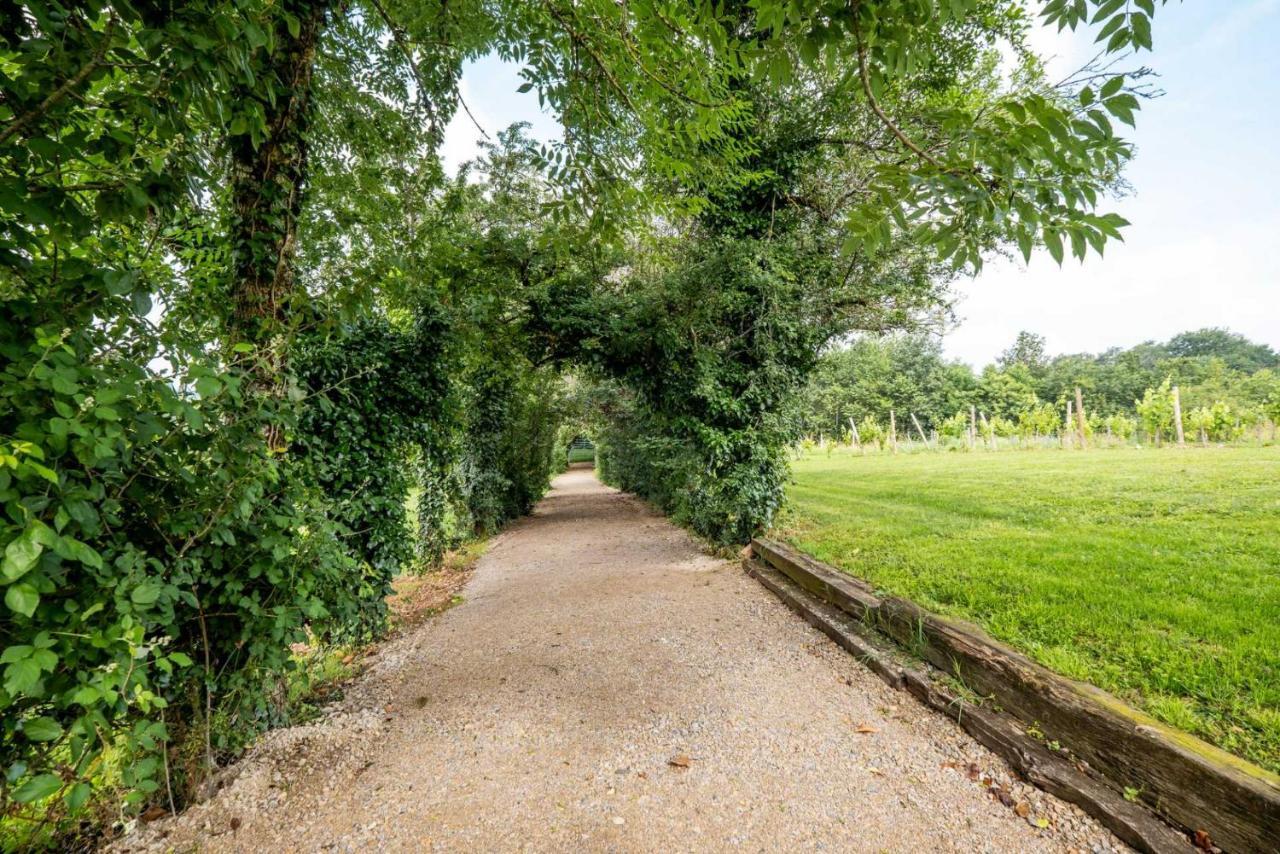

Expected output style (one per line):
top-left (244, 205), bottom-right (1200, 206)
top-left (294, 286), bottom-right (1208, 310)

top-left (746, 538), bottom-right (1280, 854)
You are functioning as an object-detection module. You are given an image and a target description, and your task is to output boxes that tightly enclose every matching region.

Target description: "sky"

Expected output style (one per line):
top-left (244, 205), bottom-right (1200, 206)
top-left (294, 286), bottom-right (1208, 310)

top-left (438, 2), bottom-right (1280, 368)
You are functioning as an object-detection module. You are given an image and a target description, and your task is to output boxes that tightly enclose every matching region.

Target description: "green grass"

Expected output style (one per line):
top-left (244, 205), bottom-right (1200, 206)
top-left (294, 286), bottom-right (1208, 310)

top-left (781, 446), bottom-right (1280, 773)
top-left (567, 446), bottom-right (596, 463)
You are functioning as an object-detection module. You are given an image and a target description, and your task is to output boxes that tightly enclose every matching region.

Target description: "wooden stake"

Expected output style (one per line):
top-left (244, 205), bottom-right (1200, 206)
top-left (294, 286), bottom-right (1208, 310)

top-left (969, 405), bottom-right (977, 450)
top-left (848, 417), bottom-right (861, 450)
top-left (1075, 386), bottom-right (1088, 448)
top-left (889, 409), bottom-right (898, 454)
top-left (1064, 400), bottom-right (1073, 448)
top-left (1172, 385), bottom-right (1186, 446)
top-left (910, 412), bottom-right (928, 445)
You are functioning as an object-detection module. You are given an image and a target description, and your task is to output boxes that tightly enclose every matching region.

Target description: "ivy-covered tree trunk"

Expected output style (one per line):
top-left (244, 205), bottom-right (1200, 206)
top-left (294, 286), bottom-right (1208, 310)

top-left (226, 0), bottom-right (330, 413)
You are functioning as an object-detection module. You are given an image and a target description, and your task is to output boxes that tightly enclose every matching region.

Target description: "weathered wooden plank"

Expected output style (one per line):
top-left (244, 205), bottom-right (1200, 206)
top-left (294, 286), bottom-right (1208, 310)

top-left (743, 557), bottom-right (903, 689)
top-left (751, 538), bottom-right (880, 618)
top-left (900, 671), bottom-right (1192, 854)
top-left (744, 552), bottom-right (1191, 853)
top-left (748, 538), bottom-right (1280, 853)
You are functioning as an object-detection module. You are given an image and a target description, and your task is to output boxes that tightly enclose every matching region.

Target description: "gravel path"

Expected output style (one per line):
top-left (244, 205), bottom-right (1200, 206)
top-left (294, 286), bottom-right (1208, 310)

top-left (119, 467), bottom-right (1126, 853)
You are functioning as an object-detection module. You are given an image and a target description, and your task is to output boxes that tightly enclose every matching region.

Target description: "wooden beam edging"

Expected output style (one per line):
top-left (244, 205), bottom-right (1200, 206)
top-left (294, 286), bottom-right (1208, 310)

top-left (748, 538), bottom-right (1280, 853)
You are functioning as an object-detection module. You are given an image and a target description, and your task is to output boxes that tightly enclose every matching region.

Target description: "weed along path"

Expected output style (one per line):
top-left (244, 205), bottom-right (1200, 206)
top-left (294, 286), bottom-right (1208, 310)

top-left (119, 466), bottom-right (1126, 853)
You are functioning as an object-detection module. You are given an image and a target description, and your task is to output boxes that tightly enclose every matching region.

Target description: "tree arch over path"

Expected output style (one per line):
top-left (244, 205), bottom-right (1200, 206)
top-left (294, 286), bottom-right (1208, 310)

top-left (0, 0), bottom-right (1163, 836)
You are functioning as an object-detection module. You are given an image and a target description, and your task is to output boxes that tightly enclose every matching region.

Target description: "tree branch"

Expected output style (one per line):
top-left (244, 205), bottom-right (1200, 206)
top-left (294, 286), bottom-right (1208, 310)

top-left (0, 14), bottom-right (118, 147)
top-left (853, 24), bottom-right (945, 171)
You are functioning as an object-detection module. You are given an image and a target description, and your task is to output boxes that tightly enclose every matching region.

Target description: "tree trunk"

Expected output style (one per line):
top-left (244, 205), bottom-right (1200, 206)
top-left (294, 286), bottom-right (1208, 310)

top-left (226, 1), bottom-right (330, 446)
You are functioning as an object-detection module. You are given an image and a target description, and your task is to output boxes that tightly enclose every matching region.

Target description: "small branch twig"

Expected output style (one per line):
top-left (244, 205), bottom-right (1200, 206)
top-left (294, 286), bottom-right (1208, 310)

top-left (853, 24), bottom-right (945, 171)
top-left (0, 15), bottom-right (118, 147)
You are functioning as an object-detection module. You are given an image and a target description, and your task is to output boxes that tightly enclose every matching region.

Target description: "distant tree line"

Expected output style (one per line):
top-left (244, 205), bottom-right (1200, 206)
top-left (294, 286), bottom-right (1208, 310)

top-left (797, 328), bottom-right (1280, 445)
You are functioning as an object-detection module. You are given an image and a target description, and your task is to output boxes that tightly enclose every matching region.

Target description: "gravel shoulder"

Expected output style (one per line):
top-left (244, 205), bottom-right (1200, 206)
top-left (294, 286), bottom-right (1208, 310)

top-left (116, 466), bottom-right (1127, 853)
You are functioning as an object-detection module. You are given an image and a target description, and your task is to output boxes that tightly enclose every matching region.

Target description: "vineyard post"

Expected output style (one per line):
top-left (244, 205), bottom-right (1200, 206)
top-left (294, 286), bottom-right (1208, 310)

top-left (910, 412), bottom-right (928, 446)
top-left (848, 417), bottom-right (862, 453)
top-left (1172, 385), bottom-right (1186, 445)
top-left (968, 405), bottom-right (976, 450)
top-left (889, 409), bottom-right (898, 454)
top-left (1075, 386), bottom-right (1088, 448)
top-left (1064, 399), bottom-right (1073, 449)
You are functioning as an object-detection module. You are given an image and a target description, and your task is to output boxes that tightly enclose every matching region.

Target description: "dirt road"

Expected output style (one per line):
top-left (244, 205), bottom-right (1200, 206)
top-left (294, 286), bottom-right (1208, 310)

top-left (120, 466), bottom-right (1124, 852)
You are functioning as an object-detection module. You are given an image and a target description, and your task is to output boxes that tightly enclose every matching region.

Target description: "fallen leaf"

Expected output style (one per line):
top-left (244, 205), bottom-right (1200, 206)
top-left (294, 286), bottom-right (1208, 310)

top-left (229, 816), bottom-right (242, 831)
top-left (866, 766), bottom-right (883, 776)
top-left (1034, 817), bottom-right (1050, 829)
top-left (855, 724), bottom-right (879, 734)
top-left (1192, 830), bottom-right (1213, 851)
top-left (1014, 801), bottom-right (1030, 818)
top-left (140, 805), bottom-right (167, 823)
top-left (668, 754), bottom-right (691, 769)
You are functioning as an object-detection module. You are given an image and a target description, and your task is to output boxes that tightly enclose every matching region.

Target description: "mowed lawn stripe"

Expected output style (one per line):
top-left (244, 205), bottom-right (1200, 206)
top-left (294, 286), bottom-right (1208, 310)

top-left (782, 446), bottom-right (1280, 773)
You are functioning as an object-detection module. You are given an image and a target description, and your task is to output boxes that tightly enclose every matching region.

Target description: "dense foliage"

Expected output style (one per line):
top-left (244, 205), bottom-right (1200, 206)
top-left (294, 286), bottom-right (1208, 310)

top-left (1, 0), bottom-right (1173, 842)
top-left (798, 328), bottom-right (1280, 445)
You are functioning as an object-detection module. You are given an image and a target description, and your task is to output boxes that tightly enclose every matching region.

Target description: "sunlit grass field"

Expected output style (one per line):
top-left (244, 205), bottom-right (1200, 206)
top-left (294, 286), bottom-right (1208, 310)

top-left (781, 446), bottom-right (1280, 773)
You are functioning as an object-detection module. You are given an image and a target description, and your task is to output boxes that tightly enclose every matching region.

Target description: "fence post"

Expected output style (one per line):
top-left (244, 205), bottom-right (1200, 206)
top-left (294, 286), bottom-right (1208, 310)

top-left (968, 405), bottom-right (977, 450)
top-left (1064, 400), bottom-right (1073, 449)
top-left (1172, 385), bottom-right (1186, 446)
top-left (1075, 386), bottom-right (1088, 448)
top-left (889, 409), bottom-right (898, 454)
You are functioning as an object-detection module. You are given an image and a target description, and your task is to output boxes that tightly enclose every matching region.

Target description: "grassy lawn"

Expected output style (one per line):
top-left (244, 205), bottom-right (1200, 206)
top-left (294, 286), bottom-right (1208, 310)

top-left (780, 446), bottom-right (1280, 773)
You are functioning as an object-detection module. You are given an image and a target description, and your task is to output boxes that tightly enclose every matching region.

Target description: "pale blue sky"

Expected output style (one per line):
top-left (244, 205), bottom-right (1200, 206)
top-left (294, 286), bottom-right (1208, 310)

top-left (440, 2), bottom-right (1280, 367)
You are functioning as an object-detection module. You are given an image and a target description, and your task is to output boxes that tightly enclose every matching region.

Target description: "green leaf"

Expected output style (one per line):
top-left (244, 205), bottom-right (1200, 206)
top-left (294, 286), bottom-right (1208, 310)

top-left (130, 290), bottom-right (152, 316)
top-left (3, 525), bottom-right (45, 582)
top-left (22, 716), bottom-right (63, 742)
top-left (13, 773), bottom-right (62, 804)
top-left (65, 782), bottom-right (92, 812)
top-left (6, 583), bottom-right (40, 617)
top-left (1044, 229), bottom-right (1065, 265)
top-left (194, 376), bottom-right (222, 398)
top-left (4, 658), bottom-right (40, 694)
top-left (72, 685), bottom-right (102, 705)
top-left (131, 582), bottom-right (161, 606)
